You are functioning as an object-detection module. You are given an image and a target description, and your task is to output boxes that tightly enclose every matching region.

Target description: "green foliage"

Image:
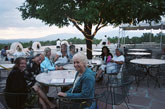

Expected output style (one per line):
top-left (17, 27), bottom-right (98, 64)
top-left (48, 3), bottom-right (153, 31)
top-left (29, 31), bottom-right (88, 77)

top-left (18, 0), bottom-right (165, 58)
top-left (18, 0), bottom-right (165, 27)
top-left (120, 32), bottom-right (165, 44)
top-left (0, 44), bottom-right (10, 50)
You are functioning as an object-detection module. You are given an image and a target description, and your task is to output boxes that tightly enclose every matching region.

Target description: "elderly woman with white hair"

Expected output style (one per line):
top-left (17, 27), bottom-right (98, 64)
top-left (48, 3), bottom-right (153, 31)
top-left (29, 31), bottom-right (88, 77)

top-left (106, 48), bottom-right (125, 74)
top-left (58, 52), bottom-right (96, 108)
top-left (40, 47), bottom-right (62, 72)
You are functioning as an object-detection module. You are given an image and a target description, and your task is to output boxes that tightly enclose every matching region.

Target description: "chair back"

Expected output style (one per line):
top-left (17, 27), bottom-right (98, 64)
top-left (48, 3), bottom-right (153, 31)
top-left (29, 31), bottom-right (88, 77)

top-left (99, 76), bottom-right (133, 108)
top-left (4, 92), bottom-right (28, 109)
top-left (58, 96), bottom-right (101, 109)
top-left (4, 91), bottom-right (38, 109)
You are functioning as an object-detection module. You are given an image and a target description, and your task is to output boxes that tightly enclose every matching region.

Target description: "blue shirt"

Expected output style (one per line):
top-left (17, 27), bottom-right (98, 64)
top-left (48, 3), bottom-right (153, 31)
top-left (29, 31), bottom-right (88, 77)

top-left (1, 49), bottom-right (7, 57)
top-left (40, 57), bottom-right (55, 72)
top-left (66, 68), bottom-right (96, 98)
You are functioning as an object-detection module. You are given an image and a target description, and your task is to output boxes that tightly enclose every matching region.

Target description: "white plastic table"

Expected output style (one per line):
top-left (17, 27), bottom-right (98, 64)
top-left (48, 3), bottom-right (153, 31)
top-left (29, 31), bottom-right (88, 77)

top-left (128, 49), bottom-right (148, 52)
top-left (36, 70), bottom-right (76, 86)
top-left (127, 52), bottom-right (151, 56)
top-left (63, 64), bottom-right (75, 70)
top-left (0, 64), bottom-right (14, 70)
top-left (130, 59), bottom-right (165, 65)
top-left (93, 49), bottom-right (102, 52)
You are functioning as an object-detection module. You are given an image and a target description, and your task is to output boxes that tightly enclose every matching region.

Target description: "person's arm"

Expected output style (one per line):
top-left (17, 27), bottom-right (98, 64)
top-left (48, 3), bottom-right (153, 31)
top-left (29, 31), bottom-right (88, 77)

top-left (54, 54), bottom-right (60, 62)
top-left (66, 88), bottom-right (73, 93)
top-left (111, 55), bottom-right (125, 65)
top-left (114, 61), bottom-right (124, 65)
top-left (66, 77), bottom-right (94, 98)
top-left (40, 61), bottom-right (55, 72)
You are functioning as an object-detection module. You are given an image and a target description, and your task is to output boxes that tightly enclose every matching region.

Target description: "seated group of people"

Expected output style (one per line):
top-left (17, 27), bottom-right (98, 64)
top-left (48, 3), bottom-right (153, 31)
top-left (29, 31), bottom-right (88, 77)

top-left (5, 44), bottom-right (125, 109)
top-left (5, 54), bottom-right (56, 109)
top-left (40, 44), bottom-right (76, 72)
top-left (96, 46), bottom-right (125, 81)
top-left (5, 43), bottom-right (80, 109)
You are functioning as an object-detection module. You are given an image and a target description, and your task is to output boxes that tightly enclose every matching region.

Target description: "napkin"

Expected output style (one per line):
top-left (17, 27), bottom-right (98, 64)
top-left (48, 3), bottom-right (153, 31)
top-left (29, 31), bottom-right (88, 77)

top-left (50, 78), bottom-right (64, 84)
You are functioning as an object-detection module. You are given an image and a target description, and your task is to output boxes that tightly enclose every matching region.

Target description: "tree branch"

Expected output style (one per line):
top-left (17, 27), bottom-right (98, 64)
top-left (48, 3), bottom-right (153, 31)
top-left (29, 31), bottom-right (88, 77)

top-left (92, 22), bottom-right (108, 36)
top-left (68, 17), bottom-right (85, 34)
top-left (68, 17), bottom-right (92, 37)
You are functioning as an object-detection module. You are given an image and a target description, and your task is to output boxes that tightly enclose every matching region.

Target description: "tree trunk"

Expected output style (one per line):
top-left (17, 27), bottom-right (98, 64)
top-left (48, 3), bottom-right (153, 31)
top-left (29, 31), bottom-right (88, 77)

top-left (84, 22), bottom-right (93, 59)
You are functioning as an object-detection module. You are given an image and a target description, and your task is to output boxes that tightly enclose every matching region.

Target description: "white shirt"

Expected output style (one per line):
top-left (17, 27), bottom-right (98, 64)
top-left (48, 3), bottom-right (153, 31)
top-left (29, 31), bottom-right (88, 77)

top-left (54, 51), bottom-right (68, 65)
top-left (106, 55), bottom-right (125, 74)
top-left (112, 55), bottom-right (125, 62)
top-left (56, 40), bottom-right (61, 47)
top-left (13, 51), bottom-right (26, 58)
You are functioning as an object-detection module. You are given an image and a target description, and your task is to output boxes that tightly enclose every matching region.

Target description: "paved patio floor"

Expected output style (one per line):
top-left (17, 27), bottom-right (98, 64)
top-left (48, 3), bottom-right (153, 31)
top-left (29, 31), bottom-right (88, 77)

top-left (95, 77), bottom-right (165, 109)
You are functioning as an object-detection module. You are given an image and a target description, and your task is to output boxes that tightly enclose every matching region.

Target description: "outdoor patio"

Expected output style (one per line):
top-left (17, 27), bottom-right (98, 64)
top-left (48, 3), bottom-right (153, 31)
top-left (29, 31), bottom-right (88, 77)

top-left (95, 78), bottom-right (165, 109)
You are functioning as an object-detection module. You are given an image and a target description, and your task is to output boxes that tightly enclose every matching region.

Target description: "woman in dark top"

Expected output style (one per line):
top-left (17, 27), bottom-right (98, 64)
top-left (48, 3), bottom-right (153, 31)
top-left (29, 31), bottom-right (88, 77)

top-left (5, 57), bottom-right (55, 109)
top-left (5, 57), bottom-right (28, 109)
top-left (96, 46), bottom-right (113, 81)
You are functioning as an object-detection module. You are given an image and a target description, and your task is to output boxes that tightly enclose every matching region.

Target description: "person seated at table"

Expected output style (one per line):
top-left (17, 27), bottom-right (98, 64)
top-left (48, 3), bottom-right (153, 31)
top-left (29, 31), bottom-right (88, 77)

top-left (13, 47), bottom-right (26, 59)
top-left (1, 46), bottom-right (9, 61)
top-left (96, 46), bottom-right (113, 81)
top-left (41, 47), bottom-right (63, 72)
top-left (5, 57), bottom-right (55, 109)
top-left (68, 44), bottom-right (76, 60)
top-left (58, 52), bottom-right (96, 108)
top-left (26, 53), bottom-right (45, 80)
top-left (54, 43), bottom-right (69, 66)
top-left (106, 48), bottom-right (125, 74)
top-left (26, 46), bottom-right (34, 59)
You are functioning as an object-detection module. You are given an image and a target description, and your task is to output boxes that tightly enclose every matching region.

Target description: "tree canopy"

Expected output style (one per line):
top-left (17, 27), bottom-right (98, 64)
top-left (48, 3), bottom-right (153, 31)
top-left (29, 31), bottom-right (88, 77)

top-left (18, 0), bottom-right (165, 58)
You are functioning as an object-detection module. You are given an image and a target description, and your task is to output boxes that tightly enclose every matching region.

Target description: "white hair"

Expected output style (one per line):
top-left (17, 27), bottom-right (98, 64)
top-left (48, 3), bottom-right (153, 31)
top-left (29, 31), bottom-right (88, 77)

top-left (44, 47), bottom-right (51, 56)
top-left (73, 52), bottom-right (88, 67)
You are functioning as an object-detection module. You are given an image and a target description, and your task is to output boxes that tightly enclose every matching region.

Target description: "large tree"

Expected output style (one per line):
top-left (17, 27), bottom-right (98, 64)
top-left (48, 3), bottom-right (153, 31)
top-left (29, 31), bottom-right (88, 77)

top-left (18, 0), bottom-right (165, 59)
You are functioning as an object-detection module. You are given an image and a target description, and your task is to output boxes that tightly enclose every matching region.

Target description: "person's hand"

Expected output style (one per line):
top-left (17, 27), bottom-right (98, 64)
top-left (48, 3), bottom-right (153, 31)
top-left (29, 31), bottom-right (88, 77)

top-left (55, 65), bottom-right (59, 70)
top-left (59, 66), bottom-right (63, 70)
top-left (111, 60), bottom-right (115, 63)
top-left (54, 55), bottom-right (60, 61)
top-left (58, 92), bottom-right (67, 97)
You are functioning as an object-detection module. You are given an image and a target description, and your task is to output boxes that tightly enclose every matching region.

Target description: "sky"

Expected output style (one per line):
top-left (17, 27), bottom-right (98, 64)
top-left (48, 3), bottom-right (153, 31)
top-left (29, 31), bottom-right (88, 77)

top-left (0, 0), bottom-right (164, 40)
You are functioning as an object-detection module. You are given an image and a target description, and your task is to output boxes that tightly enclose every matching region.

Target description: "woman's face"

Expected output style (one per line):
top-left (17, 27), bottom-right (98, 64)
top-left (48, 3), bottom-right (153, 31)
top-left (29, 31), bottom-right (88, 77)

top-left (19, 59), bottom-right (26, 71)
top-left (73, 58), bottom-right (85, 72)
top-left (35, 56), bottom-right (43, 65)
top-left (103, 48), bottom-right (108, 54)
top-left (47, 51), bottom-right (51, 57)
top-left (61, 45), bottom-right (67, 53)
top-left (116, 50), bottom-right (121, 56)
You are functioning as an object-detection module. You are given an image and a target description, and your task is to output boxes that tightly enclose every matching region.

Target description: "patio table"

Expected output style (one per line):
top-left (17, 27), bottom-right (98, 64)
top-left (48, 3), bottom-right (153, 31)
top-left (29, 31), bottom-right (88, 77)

top-left (130, 59), bottom-right (165, 87)
top-left (63, 64), bottom-right (75, 70)
top-left (128, 49), bottom-right (148, 52)
top-left (0, 64), bottom-right (14, 70)
top-left (35, 70), bottom-right (76, 87)
top-left (127, 52), bottom-right (151, 56)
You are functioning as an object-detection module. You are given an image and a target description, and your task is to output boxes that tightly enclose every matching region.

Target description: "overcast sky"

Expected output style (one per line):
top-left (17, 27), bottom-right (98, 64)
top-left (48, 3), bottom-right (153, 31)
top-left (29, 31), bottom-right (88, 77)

top-left (0, 0), bottom-right (163, 40)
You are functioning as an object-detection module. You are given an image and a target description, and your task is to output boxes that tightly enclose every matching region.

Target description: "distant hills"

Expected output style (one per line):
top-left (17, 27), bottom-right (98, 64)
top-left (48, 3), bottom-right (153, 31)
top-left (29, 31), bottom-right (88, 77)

top-left (0, 30), bottom-right (144, 44)
top-left (0, 33), bottom-right (84, 44)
